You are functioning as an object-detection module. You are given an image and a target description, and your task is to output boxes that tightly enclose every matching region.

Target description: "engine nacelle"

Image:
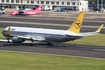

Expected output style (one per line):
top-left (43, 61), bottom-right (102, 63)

top-left (12, 37), bottom-right (25, 43)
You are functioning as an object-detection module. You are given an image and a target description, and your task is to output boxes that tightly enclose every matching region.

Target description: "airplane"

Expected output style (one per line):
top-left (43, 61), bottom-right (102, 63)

top-left (2, 11), bottom-right (104, 46)
top-left (9, 5), bottom-right (42, 16)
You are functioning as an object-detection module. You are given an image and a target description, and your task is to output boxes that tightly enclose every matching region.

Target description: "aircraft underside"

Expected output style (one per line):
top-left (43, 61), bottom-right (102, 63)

top-left (15, 14), bottom-right (30, 17)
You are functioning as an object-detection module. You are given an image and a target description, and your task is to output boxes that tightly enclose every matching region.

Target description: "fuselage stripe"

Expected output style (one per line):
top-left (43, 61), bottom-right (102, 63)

top-left (3, 30), bottom-right (66, 36)
top-left (3, 30), bottom-right (83, 38)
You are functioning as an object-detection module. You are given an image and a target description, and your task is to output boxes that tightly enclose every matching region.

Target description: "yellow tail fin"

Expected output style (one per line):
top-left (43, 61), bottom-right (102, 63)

top-left (67, 11), bottom-right (85, 34)
top-left (7, 27), bottom-right (10, 36)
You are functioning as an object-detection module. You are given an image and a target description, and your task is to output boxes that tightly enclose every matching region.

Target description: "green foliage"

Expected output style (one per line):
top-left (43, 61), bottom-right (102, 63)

top-left (88, 0), bottom-right (102, 3)
top-left (0, 28), bottom-right (5, 39)
top-left (0, 51), bottom-right (105, 70)
top-left (67, 34), bottom-right (105, 46)
top-left (89, 0), bottom-right (97, 3)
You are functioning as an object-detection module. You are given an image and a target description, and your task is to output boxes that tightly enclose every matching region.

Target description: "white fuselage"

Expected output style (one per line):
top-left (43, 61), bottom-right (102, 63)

top-left (2, 26), bottom-right (83, 42)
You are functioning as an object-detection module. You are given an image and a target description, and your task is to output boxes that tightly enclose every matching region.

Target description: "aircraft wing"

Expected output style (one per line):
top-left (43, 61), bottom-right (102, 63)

top-left (80, 24), bottom-right (104, 36)
top-left (15, 35), bottom-right (46, 41)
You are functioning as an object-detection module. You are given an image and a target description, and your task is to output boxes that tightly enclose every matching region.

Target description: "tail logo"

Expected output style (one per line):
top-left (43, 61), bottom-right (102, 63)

top-left (74, 19), bottom-right (81, 29)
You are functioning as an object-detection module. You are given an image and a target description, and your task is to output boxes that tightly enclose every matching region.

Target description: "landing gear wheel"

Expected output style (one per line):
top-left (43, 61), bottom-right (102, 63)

top-left (47, 42), bottom-right (53, 46)
top-left (27, 14), bottom-right (29, 17)
top-left (7, 40), bottom-right (10, 43)
top-left (15, 14), bottom-right (19, 17)
top-left (6, 38), bottom-right (10, 43)
top-left (30, 43), bottom-right (37, 46)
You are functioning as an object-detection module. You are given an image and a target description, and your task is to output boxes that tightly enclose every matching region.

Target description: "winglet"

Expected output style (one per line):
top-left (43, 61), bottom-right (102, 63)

top-left (67, 11), bottom-right (85, 34)
top-left (96, 24), bottom-right (104, 33)
top-left (7, 27), bottom-right (10, 35)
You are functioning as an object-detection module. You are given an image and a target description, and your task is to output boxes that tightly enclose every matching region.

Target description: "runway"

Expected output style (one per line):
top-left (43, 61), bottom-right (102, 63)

top-left (0, 12), bottom-right (105, 59)
top-left (0, 39), bottom-right (105, 59)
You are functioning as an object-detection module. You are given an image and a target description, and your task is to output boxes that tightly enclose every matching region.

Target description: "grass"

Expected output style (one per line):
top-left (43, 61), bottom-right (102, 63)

top-left (0, 27), bottom-right (105, 46)
top-left (0, 28), bottom-right (5, 39)
top-left (0, 51), bottom-right (105, 70)
top-left (67, 34), bottom-right (105, 46)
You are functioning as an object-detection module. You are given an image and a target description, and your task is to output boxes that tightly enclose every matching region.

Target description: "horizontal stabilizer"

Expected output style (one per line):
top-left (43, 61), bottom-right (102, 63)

top-left (80, 24), bottom-right (104, 36)
top-left (80, 32), bottom-right (100, 36)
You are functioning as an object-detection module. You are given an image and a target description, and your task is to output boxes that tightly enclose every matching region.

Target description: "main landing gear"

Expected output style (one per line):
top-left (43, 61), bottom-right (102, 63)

top-left (30, 39), bottom-right (37, 46)
top-left (15, 14), bottom-right (29, 17)
top-left (30, 43), bottom-right (37, 46)
top-left (30, 41), bottom-right (53, 46)
top-left (47, 42), bottom-right (53, 46)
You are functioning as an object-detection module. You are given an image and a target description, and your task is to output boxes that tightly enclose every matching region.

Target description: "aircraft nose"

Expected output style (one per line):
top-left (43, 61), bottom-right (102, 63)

top-left (9, 13), bottom-right (13, 15)
top-left (2, 27), bottom-right (9, 37)
top-left (2, 29), bottom-right (6, 37)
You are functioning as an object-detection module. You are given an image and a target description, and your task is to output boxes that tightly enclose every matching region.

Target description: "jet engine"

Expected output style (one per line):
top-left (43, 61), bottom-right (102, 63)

top-left (12, 37), bottom-right (25, 43)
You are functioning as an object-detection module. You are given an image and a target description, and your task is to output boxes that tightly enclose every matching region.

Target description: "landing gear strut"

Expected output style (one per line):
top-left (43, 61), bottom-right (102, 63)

top-left (15, 14), bottom-right (29, 17)
top-left (30, 43), bottom-right (36, 46)
top-left (47, 42), bottom-right (53, 46)
top-left (30, 39), bottom-right (37, 46)
top-left (6, 38), bottom-right (10, 43)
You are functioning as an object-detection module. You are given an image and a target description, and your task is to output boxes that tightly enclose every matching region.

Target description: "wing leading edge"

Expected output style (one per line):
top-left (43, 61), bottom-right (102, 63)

top-left (17, 35), bottom-right (46, 41)
top-left (80, 24), bottom-right (104, 36)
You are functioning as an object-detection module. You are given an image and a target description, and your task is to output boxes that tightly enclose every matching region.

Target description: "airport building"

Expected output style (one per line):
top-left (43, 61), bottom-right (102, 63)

top-left (0, 0), bottom-right (88, 11)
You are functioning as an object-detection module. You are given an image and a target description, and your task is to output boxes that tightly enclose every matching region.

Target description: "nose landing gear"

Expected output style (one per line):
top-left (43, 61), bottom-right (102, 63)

top-left (6, 38), bottom-right (10, 43)
top-left (30, 39), bottom-right (37, 46)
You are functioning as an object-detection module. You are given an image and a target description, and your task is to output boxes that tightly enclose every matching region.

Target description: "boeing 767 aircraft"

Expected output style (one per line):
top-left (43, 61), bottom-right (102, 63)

top-left (2, 11), bottom-right (104, 46)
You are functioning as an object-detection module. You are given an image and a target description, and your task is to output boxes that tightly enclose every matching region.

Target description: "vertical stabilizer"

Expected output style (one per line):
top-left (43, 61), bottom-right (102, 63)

top-left (38, 5), bottom-right (42, 9)
top-left (34, 5), bottom-right (42, 11)
top-left (67, 11), bottom-right (85, 34)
